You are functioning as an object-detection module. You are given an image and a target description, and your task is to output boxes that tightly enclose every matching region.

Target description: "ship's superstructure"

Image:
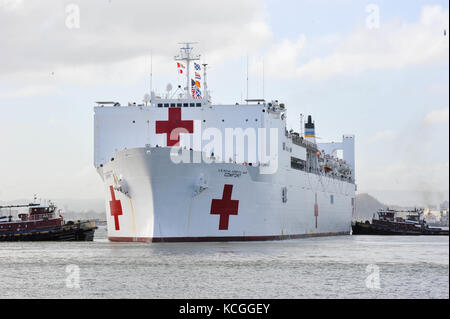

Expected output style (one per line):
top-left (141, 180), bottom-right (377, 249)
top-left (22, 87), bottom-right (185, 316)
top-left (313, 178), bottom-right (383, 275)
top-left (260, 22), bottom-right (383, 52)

top-left (94, 44), bottom-right (356, 242)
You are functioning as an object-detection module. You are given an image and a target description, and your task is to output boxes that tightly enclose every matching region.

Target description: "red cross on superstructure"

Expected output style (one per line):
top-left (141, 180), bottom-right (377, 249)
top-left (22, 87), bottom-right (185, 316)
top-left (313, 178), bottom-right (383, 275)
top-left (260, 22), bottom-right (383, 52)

top-left (155, 108), bottom-right (194, 146)
top-left (210, 184), bottom-right (239, 230)
top-left (109, 186), bottom-right (123, 231)
top-left (314, 193), bottom-right (319, 229)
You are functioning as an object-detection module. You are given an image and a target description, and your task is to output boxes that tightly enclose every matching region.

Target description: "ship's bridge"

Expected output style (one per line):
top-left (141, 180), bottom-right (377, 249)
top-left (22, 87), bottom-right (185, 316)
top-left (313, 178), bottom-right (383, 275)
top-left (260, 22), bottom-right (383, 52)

top-left (150, 92), bottom-right (208, 108)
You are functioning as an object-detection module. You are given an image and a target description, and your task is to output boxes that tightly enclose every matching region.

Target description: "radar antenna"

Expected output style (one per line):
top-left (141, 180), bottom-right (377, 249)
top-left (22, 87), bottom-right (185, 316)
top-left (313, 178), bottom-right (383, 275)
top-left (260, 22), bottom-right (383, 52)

top-left (175, 42), bottom-right (200, 98)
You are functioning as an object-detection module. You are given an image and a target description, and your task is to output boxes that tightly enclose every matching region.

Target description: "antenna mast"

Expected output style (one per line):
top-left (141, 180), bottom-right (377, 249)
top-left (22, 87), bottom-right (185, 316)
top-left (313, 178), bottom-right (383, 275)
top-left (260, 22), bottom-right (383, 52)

top-left (246, 55), bottom-right (249, 104)
top-left (175, 42), bottom-right (200, 98)
top-left (262, 57), bottom-right (265, 100)
top-left (202, 63), bottom-right (209, 102)
top-left (150, 49), bottom-right (153, 95)
top-left (300, 113), bottom-right (304, 137)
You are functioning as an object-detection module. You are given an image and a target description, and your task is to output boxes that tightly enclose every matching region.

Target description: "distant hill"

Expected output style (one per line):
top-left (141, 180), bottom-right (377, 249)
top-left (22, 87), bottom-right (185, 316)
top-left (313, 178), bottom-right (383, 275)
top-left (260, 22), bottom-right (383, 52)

top-left (353, 193), bottom-right (424, 221)
top-left (354, 193), bottom-right (387, 221)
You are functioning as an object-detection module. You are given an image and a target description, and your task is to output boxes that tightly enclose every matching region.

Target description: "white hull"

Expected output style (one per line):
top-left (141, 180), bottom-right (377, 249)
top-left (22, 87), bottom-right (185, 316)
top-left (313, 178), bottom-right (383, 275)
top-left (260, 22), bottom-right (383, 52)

top-left (98, 147), bottom-right (355, 242)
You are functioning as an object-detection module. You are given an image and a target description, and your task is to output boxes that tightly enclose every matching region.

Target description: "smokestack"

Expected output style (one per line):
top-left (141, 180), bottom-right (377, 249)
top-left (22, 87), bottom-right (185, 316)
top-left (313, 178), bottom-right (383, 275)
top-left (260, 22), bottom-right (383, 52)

top-left (305, 115), bottom-right (316, 143)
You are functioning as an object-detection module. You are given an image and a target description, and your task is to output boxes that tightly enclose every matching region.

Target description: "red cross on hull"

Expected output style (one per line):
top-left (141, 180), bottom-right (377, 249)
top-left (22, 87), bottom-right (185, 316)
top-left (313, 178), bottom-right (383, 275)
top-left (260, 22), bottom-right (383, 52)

top-left (155, 108), bottom-right (194, 146)
top-left (210, 184), bottom-right (239, 230)
top-left (109, 186), bottom-right (123, 231)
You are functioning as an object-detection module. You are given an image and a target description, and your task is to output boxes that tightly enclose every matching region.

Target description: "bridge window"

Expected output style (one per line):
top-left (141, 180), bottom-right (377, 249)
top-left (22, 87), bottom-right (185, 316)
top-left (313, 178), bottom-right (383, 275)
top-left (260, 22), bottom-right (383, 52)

top-left (157, 103), bottom-right (163, 107)
top-left (291, 157), bottom-right (306, 171)
top-left (183, 103), bottom-right (189, 107)
top-left (190, 103), bottom-right (195, 107)
top-left (177, 103), bottom-right (182, 107)
top-left (164, 103), bottom-right (169, 107)
top-left (170, 103), bottom-right (176, 107)
top-left (196, 103), bottom-right (202, 107)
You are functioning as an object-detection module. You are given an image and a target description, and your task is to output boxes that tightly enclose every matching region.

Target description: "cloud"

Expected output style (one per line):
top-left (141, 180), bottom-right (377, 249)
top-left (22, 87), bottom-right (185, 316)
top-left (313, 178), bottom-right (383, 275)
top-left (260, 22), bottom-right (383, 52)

top-left (0, 0), bottom-right (271, 85)
top-left (252, 36), bottom-right (306, 77)
top-left (424, 107), bottom-right (450, 125)
top-left (360, 161), bottom-right (450, 193)
top-left (0, 85), bottom-right (58, 99)
top-left (368, 129), bottom-right (397, 143)
top-left (263, 5), bottom-right (449, 80)
top-left (0, 0), bottom-right (23, 11)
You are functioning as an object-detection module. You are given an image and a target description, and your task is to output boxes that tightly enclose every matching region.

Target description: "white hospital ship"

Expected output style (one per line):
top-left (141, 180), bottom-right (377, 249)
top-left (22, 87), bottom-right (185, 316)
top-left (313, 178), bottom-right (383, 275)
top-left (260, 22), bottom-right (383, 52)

top-left (94, 43), bottom-right (356, 242)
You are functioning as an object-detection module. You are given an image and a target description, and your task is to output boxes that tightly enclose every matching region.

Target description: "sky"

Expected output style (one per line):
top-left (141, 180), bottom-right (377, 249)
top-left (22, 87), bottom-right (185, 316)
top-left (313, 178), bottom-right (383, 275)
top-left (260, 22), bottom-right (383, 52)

top-left (0, 0), bottom-right (448, 206)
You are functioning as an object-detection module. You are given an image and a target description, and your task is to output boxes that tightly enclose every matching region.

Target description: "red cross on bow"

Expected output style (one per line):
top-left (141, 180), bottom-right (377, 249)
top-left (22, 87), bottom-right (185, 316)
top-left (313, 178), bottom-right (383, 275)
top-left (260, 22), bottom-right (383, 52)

top-left (314, 193), bottom-right (319, 229)
top-left (210, 184), bottom-right (239, 230)
top-left (109, 186), bottom-right (123, 231)
top-left (155, 108), bottom-right (194, 146)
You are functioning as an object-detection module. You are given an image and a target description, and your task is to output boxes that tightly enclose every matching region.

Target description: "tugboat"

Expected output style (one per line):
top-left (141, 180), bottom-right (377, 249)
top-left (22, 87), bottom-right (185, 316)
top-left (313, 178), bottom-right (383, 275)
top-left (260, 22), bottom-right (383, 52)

top-left (352, 208), bottom-right (449, 235)
top-left (0, 201), bottom-right (97, 241)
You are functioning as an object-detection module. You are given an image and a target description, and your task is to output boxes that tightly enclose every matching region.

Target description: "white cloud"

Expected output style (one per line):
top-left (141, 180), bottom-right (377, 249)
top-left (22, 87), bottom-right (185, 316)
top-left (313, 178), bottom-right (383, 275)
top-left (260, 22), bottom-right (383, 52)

top-left (252, 36), bottom-right (306, 77)
top-left (0, 0), bottom-right (271, 85)
top-left (368, 129), bottom-right (397, 143)
top-left (263, 5), bottom-right (449, 80)
top-left (0, 85), bottom-right (58, 99)
top-left (0, 0), bottom-right (23, 11)
top-left (424, 107), bottom-right (449, 125)
top-left (359, 161), bottom-right (449, 193)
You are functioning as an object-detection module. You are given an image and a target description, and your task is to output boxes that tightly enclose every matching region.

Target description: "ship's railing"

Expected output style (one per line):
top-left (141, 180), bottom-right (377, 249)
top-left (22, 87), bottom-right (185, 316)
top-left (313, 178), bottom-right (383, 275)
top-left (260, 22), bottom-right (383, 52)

top-left (289, 133), bottom-right (317, 150)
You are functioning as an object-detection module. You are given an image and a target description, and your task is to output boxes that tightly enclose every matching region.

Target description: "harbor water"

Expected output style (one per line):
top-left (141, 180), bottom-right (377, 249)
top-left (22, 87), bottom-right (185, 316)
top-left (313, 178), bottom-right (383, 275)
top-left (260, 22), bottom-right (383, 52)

top-left (0, 225), bottom-right (448, 299)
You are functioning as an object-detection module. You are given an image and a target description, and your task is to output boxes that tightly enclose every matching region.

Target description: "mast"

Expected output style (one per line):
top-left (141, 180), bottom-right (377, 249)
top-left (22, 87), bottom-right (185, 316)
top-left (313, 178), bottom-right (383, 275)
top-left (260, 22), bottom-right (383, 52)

top-left (175, 42), bottom-right (200, 98)
top-left (202, 63), bottom-right (208, 101)
top-left (150, 49), bottom-right (153, 95)
top-left (300, 113), bottom-right (304, 137)
top-left (262, 57), bottom-right (265, 100)
top-left (246, 55), bottom-right (249, 104)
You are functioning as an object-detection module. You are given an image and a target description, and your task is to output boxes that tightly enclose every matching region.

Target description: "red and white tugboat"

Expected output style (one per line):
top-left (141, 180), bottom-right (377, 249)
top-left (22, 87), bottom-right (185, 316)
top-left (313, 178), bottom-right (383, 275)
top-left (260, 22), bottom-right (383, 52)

top-left (0, 201), bottom-right (97, 241)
